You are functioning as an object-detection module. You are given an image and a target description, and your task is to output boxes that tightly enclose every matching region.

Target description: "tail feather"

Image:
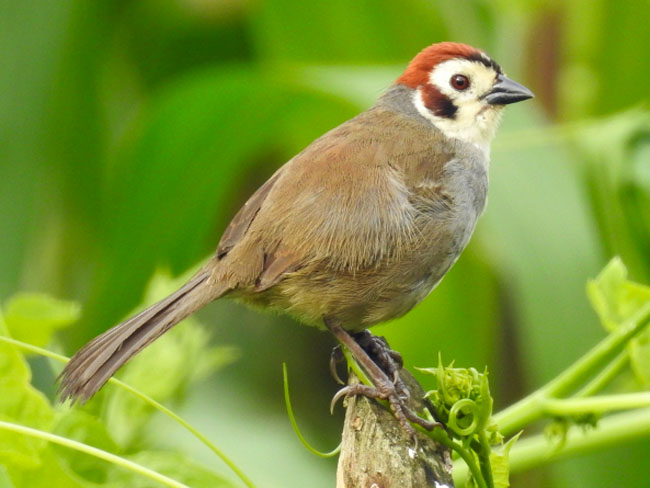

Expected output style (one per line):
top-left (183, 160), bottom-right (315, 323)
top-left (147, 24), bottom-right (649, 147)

top-left (58, 272), bottom-right (220, 403)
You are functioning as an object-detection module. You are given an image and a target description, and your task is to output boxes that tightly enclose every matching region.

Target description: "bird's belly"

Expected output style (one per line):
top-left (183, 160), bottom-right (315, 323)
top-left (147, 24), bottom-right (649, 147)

top-left (253, 210), bottom-right (479, 331)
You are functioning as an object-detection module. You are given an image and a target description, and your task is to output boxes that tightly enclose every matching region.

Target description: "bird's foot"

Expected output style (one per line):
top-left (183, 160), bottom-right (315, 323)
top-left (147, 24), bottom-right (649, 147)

top-left (352, 330), bottom-right (409, 399)
top-left (330, 377), bottom-right (438, 439)
top-left (324, 319), bottom-right (438, 437)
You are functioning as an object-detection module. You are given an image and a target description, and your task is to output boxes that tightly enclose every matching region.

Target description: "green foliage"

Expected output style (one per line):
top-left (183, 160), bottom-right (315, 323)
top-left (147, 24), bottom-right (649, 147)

top-left (578, 111), bottom-right (650, 283)
top-left (4, 294), bottom-right (80, 348)
top-left (587, 257), bottom-right (650, 386)
top-left (107, 452), bottom-right (233, 488)
top-left (420, 360), bottom-right (516, 488)
top-left (488, 435), bottom-right (519, 488)
top-left (0, 277), bottom-right (241, 488)
top-left (450, 258), bottom-right (650, 486)
top-left (422, 361), bottom-right (495, 441)
top-left (0, 312), bottom-right (56, 470)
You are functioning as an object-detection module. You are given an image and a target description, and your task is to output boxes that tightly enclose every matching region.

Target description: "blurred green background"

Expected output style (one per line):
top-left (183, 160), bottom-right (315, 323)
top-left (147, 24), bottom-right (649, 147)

top-left (2, 0), bottom-right (650, 486)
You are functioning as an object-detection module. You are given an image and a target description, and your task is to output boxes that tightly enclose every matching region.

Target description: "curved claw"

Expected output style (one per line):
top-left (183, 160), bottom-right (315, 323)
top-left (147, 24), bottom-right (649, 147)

top-left (329, 346), bottom-right (346, 385)
top-left (330, 386), bottom-right (352, 414)
top-left (411, 432), bottom-right (420, 453)
top-left (393, 371), bottom-right (410, 401)
top-left (330, 383), bottom-right (383, 414)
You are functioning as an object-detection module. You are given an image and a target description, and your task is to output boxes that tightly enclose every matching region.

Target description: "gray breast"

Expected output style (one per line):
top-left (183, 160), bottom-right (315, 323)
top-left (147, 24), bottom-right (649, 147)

top-left (406, 152), bottom-right (488, 304)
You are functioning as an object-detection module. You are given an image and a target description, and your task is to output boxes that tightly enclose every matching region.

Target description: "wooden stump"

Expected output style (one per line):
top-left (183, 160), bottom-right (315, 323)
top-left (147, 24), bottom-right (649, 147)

top-left (336, 370), bottom-right (455, 488)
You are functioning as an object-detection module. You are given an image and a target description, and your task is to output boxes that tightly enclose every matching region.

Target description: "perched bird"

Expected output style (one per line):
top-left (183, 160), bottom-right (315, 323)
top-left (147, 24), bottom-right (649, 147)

top-left (59, 42), bottom-right (533, 430)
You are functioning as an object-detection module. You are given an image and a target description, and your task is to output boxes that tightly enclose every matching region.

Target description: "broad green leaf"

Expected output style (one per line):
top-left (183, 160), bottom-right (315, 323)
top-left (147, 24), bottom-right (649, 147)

top-left (107, 451), bottom-right (234, 488)
top-left (51, 410), bottom-right (118, 484)
top-left (4, 293), bottom-right (80, 348)
top-left (0, 312), bottom-right (54, 469)
top-left (6, 448), bottom-right (93, 488)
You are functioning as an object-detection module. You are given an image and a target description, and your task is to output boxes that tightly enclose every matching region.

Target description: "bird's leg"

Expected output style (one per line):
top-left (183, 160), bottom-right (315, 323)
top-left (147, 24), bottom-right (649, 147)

top-left (324, 317), bottom-right (437, 435)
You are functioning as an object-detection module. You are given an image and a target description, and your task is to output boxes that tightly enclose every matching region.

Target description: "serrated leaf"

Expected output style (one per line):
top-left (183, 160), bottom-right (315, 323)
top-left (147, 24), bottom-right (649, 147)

top-left (4, 293), bottom-right (80, 348)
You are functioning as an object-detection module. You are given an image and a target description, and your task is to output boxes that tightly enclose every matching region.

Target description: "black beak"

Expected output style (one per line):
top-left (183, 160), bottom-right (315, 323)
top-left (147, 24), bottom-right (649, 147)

top-left (484, 74), bottom-right (534, 105)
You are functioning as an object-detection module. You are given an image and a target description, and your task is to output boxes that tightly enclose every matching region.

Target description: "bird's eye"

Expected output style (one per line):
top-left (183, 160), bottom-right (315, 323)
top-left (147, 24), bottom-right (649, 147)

top-left (450, 74), bottom-right (470, 91)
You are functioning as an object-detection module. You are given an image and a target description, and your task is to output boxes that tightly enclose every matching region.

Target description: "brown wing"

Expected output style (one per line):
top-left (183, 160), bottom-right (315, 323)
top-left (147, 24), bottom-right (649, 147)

top-left (230, 107), bottom-right (454, 274)
top-left (214, 104), bottom-right (460, 292)
top-left (214, 165), bottom-right (301, 291)
top-left (216, 167), bottom-right (284, 259)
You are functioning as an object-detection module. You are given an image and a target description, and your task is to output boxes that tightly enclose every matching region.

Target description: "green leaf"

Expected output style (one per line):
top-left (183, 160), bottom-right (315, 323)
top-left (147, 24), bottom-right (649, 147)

top-left (586, 257), bottom-right (629, 330)
top-left (103, 271), bottom-right (239, 449)
top-left (0, 312), bottom-right (54, 469)
top-left (51, 410), bottom-right (118, 484)
top-left (106, 451), bottom-right (235, 488)
top-left (6, 447), bottom-right (94, 488)
top-left (489, 433), bottom-right (520, 488)
top-left (4, 293), bottom-right (80, 348)
top-left (587, 257), bottom-right (650, 385)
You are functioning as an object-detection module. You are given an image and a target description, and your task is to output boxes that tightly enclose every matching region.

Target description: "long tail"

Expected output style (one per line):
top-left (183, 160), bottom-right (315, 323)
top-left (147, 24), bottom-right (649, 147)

top-left (58, 271), bottom-right (223, 404)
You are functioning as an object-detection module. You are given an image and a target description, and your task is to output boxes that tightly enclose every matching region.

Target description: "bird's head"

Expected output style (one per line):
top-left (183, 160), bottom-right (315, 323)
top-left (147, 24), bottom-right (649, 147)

top-left (396, 42), bottom-right (533, 153)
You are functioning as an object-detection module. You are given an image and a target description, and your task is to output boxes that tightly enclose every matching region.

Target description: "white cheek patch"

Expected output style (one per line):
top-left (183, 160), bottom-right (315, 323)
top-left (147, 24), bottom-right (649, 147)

top-left (411, 58), bottom-right (504, 158)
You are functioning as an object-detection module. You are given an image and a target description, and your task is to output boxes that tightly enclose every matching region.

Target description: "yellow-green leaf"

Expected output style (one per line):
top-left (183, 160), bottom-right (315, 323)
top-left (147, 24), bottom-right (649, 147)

top-left (4, 293), bottom-right (80, 348)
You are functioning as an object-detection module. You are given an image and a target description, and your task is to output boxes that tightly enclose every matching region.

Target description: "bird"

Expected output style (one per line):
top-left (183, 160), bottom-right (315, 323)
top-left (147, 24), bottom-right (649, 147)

top-left (59, 42), bottom-right (533, 431)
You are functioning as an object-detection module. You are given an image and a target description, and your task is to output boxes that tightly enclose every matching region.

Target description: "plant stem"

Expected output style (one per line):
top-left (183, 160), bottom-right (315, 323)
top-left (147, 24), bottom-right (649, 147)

top-left (477, 431), bottom-right (495, 488)
top-left (493, 304), bottom-right (650, 435)
top-left (574, 351), bottom-right (628, 398)
top-left (432, 430), bottom-right (487, 488)
top-left (508, 407), bottom-right (650, 474)
top-left (0, 420), bottom-right (188, 488)
top-left (542, 393), bottom-right (650, 416)
top-left (544, 304), bottom-right (650, 398)
top-left (282, 363), bottom-right (340, 458)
